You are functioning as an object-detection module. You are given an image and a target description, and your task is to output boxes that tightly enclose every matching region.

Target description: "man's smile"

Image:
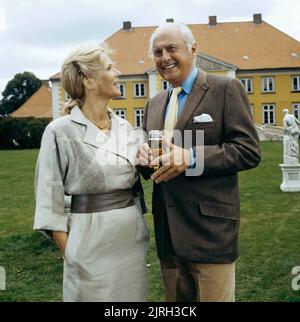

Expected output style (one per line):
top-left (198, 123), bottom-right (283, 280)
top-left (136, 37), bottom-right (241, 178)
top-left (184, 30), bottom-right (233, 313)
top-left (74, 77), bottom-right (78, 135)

top-left (162, 63), bottom-right (178, 71)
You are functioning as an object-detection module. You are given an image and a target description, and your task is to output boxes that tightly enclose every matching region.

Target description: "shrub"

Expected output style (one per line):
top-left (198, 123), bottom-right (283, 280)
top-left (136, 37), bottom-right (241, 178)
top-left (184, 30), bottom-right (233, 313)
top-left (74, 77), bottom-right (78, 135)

top-left (0, 117), bottom-right (50, 149)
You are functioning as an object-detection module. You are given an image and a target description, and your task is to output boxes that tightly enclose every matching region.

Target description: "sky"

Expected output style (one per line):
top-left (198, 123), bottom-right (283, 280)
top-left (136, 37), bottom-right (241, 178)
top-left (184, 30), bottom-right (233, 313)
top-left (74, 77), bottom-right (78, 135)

top-left (0, 0), bottom-right (300, 97)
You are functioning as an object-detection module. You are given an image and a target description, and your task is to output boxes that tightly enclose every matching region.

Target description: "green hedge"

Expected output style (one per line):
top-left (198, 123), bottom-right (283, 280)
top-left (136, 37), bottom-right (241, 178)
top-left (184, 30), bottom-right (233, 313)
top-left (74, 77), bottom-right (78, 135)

top-left (0, 117), bottom-right (50, 149)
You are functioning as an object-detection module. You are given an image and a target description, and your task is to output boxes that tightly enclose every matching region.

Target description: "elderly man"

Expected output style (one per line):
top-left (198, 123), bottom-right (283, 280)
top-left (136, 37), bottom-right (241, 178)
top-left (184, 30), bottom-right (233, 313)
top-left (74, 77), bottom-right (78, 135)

top-left (138, 22), bottom-right (261, 302)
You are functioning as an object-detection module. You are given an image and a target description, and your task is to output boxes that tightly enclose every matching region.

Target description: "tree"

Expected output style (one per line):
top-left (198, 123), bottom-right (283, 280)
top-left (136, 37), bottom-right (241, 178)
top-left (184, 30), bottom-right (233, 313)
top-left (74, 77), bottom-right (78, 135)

top-left (0, 72), bottom-right (42, 115)
top-left (0, 116), bottom-right (50, 149)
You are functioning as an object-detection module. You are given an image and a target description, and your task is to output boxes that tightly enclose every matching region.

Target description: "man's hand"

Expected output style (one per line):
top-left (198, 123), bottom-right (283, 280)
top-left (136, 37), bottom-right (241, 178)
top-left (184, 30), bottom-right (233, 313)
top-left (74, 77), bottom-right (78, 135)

top-left (150, 138), bottom-right (192, 183)
top-left (136, 143), bottom-right (153, 166)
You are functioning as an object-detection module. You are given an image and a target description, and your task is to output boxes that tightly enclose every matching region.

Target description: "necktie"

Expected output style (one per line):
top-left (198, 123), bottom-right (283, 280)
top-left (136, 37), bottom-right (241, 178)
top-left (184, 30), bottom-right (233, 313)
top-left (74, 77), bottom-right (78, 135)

top-left (164, 87), bottom-right (182, 136)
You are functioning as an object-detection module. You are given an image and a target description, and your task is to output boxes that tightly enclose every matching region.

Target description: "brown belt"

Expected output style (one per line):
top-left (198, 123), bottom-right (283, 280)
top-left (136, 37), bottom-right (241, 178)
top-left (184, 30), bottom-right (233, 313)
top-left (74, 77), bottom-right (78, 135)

top-left (71, 189), bottom-right (134, 214)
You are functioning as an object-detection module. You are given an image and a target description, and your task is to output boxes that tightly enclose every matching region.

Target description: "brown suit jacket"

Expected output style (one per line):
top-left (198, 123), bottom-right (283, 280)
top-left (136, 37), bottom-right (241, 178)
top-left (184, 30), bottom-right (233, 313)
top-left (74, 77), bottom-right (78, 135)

top-left (141, 70), bottom-right (261, 263)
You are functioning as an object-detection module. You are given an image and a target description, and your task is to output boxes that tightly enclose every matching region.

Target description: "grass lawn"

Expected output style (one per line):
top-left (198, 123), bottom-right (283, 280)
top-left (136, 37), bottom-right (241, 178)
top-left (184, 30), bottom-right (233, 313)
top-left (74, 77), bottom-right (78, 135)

top-left (0, 143), bottom-right (300, 301)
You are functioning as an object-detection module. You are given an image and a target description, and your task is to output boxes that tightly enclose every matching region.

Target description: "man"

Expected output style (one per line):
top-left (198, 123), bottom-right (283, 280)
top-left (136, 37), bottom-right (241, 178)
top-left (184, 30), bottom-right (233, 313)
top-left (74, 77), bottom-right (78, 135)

top-left (137, 22), bottom-right (261, 302)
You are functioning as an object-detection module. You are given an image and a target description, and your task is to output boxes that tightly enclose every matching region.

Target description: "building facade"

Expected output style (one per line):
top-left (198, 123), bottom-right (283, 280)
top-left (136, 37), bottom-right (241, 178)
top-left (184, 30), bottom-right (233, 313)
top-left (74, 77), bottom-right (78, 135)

top-left (50, 14), bottom-right (300, 128)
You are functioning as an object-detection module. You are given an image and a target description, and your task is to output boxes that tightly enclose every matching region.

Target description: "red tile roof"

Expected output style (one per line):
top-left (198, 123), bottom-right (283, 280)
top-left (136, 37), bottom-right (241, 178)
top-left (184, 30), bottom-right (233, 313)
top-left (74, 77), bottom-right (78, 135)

top-left (108, 21), bottom-right (300, 74)
top-left (11, 85), bottom-right (52, 118)
top-left (51, 19), bottom-right (300, 80)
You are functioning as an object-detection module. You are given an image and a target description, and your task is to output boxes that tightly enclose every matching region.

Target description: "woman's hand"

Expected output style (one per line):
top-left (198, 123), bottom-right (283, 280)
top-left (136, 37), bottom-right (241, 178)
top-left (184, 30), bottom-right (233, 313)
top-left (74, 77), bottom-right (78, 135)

top-left (136, 143), bottom-right (153, 166)
top-left (53, 231), bottom-right (68, 255)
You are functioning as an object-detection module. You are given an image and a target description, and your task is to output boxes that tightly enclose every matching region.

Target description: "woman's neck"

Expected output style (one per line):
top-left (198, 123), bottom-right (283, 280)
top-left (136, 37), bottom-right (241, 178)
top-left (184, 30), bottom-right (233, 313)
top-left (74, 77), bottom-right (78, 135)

top-left (81, 95), bottom-right (110, 123)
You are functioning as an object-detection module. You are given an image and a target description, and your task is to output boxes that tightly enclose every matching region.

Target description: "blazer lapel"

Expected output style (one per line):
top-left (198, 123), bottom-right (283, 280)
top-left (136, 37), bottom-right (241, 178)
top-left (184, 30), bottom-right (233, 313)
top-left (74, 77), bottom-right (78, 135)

top-left (70, 106), bottom-right (136, 166)
top-left (70, 106), bottom-right (101, 149)
top-left (84, 121), bottom-right (111, 150)
top-left (158, 90), bottom-right (169, 130)
top-left (70, 106), bottom-right (123, 155)
top-left (175, 70), bottom-right (210, 131)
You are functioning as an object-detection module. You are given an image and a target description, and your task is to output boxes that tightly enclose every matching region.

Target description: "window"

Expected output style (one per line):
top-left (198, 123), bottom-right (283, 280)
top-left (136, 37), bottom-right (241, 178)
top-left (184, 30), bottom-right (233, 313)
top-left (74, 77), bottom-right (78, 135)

top-left (292, 76), bottom-right (300, 91)
top-left (162, 80), bottom-right (169, 90)
top-left (113, 83), bottom-right (125, 99)
top-left (240, 78), bottom-right (253, 93)
top-left (262, 77), bottom-right (275, 93)
top-left (134, 109), bottom-right (144, 127)
top-left (119, 83), bottom-right (125, 98)
top-left (114, 109), bottom-right (126, 119)
top-left (134, 83), bottom-right (146, 97)
top-left (263, 104), bottom-right (276, 125)
top-left (293, 103), bottom-right (300, 121)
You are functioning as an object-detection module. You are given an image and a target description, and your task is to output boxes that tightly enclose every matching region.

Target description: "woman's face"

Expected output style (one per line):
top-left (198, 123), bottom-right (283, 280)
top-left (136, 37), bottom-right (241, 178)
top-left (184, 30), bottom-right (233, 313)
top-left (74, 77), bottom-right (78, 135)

top-left (94, 54), bottom-right (121, 99)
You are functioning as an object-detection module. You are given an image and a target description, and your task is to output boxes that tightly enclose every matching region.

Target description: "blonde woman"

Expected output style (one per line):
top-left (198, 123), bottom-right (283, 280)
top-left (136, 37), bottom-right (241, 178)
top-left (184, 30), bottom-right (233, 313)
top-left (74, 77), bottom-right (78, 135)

top-left (34, 44), bottom-right (149, 302)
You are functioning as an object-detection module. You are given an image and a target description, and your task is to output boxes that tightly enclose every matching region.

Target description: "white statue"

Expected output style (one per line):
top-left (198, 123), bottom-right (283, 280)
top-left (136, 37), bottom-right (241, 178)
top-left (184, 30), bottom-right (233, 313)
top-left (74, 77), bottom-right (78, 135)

top-left (283, 108), bottom-right (300, 164)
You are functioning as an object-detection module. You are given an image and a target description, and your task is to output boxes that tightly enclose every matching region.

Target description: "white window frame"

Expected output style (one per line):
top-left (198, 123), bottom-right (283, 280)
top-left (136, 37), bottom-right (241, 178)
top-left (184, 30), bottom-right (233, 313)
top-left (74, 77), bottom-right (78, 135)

top-left (114, 109), bottom-right (127, 120)
top-left (134, 108), bottom-right (144, 127)
top-left (292, 76), bottom-right (300, 92)
top-left (240, 78), bottom-right (253, 93)
top-left (134, 83), bottom-right (146, 97)
top-left (262, 104), bottom-right (276, 125)
top-left (262, 77), bottom-right (275, 93)
top-left (162, 80), bottom-right (169, 91)
top-left (293, 103), bottom-right (300, 121)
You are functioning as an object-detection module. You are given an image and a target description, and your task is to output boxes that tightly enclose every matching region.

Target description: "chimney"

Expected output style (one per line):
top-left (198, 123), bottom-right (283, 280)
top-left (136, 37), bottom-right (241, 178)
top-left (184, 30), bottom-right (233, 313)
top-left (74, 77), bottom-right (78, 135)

top-left (208, 16), bottom-right (217, 26)
top-left (253, 14), bottom-right (262, 24)
top-left (123, 21), bottom-right (132, 31)
top-left (166, 18), bottom-right (174, 23)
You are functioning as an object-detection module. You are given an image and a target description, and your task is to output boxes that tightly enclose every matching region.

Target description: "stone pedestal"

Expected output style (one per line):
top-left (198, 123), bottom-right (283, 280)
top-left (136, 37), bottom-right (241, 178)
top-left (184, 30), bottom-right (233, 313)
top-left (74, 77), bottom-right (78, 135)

top-left (279, 163), bottom-right (300, 192)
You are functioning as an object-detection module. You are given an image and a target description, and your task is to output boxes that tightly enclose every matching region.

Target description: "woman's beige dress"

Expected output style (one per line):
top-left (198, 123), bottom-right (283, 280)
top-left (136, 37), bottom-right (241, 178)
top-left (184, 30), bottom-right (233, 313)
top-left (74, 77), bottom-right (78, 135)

top-left (34, 106), bottom-right (149, 302)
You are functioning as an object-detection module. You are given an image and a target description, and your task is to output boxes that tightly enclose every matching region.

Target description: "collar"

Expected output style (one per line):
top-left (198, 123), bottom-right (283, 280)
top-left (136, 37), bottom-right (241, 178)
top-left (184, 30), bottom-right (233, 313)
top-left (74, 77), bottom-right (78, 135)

top-left (169, 67), bottom-right (198, 95)
top-left (70, 106), bottom-right (135, 165)
top-left (70, 105), bottom-right (126, 128)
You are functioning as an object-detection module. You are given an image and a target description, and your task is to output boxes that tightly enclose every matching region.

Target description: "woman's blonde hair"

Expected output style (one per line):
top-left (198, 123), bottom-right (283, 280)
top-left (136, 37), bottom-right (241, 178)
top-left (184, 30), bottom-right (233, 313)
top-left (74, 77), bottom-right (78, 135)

top-left (61, 43), bottom-right (113, 115)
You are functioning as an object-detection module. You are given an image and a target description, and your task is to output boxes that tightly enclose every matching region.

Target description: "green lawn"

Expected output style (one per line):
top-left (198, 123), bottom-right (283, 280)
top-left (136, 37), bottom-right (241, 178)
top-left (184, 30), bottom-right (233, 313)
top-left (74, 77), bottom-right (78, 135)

top-left (0, 143), bottom-right (300, 301)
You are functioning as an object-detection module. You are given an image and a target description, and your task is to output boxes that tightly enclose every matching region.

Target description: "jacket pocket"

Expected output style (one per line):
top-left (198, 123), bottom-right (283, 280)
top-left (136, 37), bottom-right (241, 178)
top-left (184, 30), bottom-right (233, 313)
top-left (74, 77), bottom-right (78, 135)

top-left (188, 121), bottom-right (219, 130)
top-left (199, 200), bottom-right (239, 221)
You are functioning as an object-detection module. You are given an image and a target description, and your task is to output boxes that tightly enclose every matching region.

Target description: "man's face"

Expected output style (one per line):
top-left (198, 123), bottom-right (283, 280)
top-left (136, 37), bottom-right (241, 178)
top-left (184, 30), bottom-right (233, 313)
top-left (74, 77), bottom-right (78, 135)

top-left (153, 30), bottom-right (196, 87)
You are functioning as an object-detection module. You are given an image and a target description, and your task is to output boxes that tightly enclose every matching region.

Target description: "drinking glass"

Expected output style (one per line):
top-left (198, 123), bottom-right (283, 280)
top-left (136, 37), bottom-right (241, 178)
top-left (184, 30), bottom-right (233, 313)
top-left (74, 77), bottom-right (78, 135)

top-left (148, 130), bottom-right (163, 170)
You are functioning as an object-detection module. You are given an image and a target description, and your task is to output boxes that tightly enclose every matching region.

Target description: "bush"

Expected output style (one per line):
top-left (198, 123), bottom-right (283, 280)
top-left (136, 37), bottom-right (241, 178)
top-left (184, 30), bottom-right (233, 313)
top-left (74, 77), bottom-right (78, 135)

top-left (0, 117), bottom-right (50, 149)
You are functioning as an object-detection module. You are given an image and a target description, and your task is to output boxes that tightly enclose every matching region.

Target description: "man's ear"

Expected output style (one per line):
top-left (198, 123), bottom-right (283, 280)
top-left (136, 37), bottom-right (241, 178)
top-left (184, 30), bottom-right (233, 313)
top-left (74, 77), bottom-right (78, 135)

top-left (191, 42), bottom-right (197, 59)
top-left (83, 77), bottom-right (96, 90)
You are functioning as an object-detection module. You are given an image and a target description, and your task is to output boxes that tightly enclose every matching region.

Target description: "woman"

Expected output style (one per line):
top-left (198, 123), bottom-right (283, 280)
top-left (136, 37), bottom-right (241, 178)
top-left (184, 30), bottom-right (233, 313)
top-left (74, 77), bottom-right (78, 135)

top-left (34, 44), bottom-right (149, 302)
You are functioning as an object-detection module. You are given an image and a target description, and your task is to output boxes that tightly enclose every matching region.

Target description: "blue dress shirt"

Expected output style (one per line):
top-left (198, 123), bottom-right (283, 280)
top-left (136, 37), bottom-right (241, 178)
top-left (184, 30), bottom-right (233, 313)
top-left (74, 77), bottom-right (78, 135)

top-left (165, 67), bottom-right (198, 119)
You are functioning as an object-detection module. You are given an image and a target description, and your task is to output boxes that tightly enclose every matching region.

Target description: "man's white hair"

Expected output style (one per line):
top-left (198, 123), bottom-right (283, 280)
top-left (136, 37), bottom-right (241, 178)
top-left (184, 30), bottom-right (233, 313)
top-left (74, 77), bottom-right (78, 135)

top-left (148, 22), bottom-right (196, 58)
